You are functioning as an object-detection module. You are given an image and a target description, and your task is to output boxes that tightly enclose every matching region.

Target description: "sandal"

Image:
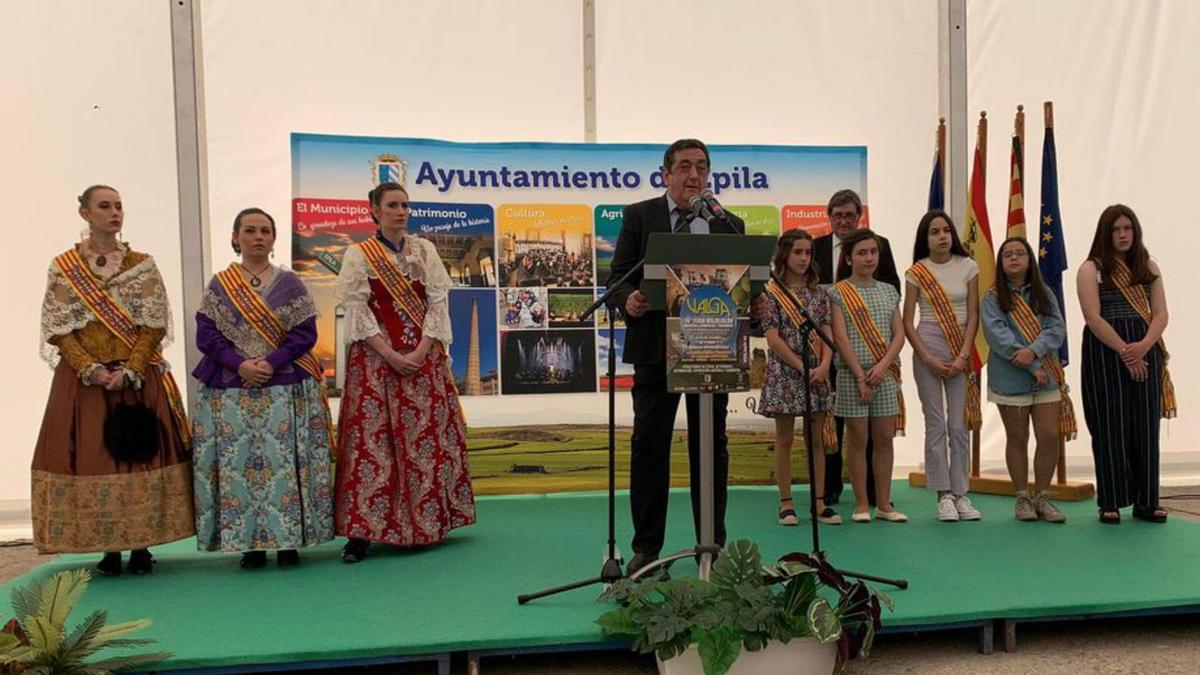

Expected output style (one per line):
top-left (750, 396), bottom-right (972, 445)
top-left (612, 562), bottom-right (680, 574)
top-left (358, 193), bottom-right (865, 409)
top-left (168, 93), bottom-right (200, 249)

top-left (1098, 509), bottom-right (1121, 525)
top-left (1132, 506), bottom-right (1168, 523)
top-left (778, 498), bottom-right (799, 526)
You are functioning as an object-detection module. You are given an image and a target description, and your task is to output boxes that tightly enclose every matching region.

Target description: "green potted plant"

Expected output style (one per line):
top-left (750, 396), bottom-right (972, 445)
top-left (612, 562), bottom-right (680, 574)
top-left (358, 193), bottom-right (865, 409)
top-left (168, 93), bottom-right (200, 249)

top-left (596, 540), bottom-right (892, 675)
top-left (0, 568), bottom-right (171, 674)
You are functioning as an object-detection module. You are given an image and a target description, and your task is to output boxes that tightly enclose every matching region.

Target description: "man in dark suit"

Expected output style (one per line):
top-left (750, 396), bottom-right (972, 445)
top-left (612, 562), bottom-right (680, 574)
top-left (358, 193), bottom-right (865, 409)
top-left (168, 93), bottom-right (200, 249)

top-left (607, 139), bottom-right (747, 576)
top-left (813, 189), bottom-right (901, 507)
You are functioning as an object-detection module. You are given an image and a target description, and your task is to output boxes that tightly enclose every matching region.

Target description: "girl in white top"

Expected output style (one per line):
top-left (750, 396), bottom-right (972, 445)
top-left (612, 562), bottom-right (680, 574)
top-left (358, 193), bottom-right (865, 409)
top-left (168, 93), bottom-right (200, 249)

top-left (902, 211), bottom-right (980, 523)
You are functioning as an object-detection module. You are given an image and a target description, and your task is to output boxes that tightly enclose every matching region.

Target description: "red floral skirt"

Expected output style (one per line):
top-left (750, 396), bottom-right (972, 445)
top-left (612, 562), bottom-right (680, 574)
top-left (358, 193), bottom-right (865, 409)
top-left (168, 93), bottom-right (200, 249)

top-left (334, 343), bottom-right (475, 546)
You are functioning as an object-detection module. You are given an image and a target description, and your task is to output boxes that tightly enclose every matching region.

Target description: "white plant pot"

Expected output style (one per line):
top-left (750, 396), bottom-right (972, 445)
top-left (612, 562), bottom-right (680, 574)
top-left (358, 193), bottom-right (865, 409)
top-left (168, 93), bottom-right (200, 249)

top-left (656, 637), bottom-right (836, 675)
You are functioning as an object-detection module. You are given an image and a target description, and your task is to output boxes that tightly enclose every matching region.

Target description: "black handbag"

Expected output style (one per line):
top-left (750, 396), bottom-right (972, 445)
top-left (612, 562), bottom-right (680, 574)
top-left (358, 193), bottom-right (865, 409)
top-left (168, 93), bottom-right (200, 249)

top-left (103, 383), bottom-right (161, 464)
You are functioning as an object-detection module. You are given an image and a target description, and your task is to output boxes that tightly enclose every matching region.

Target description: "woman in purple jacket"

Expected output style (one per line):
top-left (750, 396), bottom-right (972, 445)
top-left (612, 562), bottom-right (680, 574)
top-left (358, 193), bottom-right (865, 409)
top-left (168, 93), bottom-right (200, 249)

top-left (191, 208), bottom-right (335, 569)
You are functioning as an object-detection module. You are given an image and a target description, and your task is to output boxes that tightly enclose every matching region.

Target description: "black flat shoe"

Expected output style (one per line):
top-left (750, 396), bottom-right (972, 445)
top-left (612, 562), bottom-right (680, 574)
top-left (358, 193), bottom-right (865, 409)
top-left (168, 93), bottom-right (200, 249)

top-left (127, 549), bottom-right (156, 575)
top-left (95, 552), bottom-right (122, 577)
top-left (1132, 506), bottom-right (1168, 523)
top-left (342, 538), bottom-right (369, 564)
top-left (240, 551), bottom-right (267, 569)
top-left (276, 549), bottom-right (300, 567)
top-left (628, 550), bottom-right (657, 576)
top-left (1099, 509), bottom-right (1121, 525)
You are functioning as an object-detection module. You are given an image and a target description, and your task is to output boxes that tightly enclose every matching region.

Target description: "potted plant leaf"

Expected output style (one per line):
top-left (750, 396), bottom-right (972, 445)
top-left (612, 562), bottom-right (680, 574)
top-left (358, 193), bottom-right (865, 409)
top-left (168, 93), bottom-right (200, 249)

top-left (0, 568), bottom-right (171, 674)
top-left (597, 539), bottom-right (892, 675)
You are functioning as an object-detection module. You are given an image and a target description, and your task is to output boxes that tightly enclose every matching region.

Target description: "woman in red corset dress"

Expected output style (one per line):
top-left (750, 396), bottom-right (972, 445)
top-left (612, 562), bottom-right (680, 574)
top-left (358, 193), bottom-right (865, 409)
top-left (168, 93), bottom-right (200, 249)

top-left (334, 181), bottom-right (475, 563)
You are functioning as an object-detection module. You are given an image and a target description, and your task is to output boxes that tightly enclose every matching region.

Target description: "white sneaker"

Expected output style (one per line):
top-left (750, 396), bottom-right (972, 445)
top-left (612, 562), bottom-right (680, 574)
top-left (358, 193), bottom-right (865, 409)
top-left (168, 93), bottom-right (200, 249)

top-left (937, 494), bottom-right (959, 521)
top-left (955, 495), bottom-right (982, 521)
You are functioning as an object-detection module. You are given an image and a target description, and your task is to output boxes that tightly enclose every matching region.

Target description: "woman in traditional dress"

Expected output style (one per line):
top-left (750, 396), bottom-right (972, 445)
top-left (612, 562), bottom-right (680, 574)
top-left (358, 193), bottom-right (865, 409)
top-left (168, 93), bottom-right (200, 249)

top-left (982, 237), bottom-right (1069, 523)
top-left (828, 229), bottom-right (907, 524)
top-left (1077, 204), bottom-right (1172, 524)
top-left (33, 184), bottom-right (194, 575)
top-left (901, 211), bottom-right (980, 522)
top-left (192, 208), bottom-right (335, 568)
top-left (757, 229), bottom-right (840, 526)
top-left (334, 182), bottom-right (475, 563)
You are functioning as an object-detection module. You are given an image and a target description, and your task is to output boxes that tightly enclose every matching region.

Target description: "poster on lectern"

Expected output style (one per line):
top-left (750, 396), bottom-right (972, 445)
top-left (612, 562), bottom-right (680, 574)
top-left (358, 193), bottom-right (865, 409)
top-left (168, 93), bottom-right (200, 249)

top-left (665, 264), bottom-right (754, 393)
top-left (290, 134), bottom-right (868, 395)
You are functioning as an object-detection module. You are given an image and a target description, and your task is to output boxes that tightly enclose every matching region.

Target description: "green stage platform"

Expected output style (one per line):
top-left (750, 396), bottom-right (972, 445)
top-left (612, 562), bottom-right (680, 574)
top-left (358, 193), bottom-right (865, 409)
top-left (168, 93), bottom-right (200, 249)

top-left (5, 483), bottom-right (1200, 672)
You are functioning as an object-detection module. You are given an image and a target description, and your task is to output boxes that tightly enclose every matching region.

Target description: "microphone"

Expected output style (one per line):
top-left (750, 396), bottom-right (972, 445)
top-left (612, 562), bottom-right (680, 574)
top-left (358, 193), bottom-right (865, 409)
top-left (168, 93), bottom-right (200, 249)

top-left (687, 194), bottom-right (713, 222)
top-left (697, 188), bottom-right (733, 225)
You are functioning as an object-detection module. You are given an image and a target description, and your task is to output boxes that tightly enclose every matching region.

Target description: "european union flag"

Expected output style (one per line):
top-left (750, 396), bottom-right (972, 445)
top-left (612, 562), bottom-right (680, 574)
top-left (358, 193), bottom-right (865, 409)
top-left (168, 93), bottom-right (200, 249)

top-left (928, 151), bottom-right (944, 211)
top-left (1038, 126), bottom-right (1069, 365)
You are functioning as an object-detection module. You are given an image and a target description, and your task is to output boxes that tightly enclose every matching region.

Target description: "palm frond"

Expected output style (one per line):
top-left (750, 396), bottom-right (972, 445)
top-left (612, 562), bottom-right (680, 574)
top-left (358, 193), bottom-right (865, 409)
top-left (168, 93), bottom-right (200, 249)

top-left (57, 609), bottom-right (108, 663)
top-left (40, 568), bottom-right (90, 629)
top-left (10, 577), bottom-right (42, 623)
top-left (92, 637), bottom-right (157, 650)
top-left (92, 618), bottom-right (152, 645)
top-left (26, 616), bottom-right (63, 655)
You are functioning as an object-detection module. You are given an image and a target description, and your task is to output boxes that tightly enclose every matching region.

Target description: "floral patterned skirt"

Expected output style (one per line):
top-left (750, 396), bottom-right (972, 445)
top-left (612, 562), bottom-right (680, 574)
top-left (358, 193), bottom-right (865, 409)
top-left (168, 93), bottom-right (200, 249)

top-left (334, 343), bottom-right (476, 546)
top-left (192, 378), bottom-right (334, 552)
top-left (31, 361), bottom-right (195, 554)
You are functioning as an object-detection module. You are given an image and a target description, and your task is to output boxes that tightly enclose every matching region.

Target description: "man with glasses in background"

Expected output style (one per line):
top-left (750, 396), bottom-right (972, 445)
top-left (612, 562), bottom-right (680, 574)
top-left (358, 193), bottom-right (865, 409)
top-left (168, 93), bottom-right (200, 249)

top-left (813, 189), bottom-right (900, 508)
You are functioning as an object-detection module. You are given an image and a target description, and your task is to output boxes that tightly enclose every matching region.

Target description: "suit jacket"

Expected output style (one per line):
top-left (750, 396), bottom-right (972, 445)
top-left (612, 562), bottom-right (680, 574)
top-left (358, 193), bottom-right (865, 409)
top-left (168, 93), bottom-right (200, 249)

top-left (813, 231), bottom-right (901, 291)
top-left (607, 195), bottom-right (745, 366)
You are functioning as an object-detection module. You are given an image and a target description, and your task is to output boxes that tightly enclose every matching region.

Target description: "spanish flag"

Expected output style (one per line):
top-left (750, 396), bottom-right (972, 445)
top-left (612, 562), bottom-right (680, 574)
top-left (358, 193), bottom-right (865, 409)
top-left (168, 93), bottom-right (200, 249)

top-left (963, 119), bottom-right (995, 367)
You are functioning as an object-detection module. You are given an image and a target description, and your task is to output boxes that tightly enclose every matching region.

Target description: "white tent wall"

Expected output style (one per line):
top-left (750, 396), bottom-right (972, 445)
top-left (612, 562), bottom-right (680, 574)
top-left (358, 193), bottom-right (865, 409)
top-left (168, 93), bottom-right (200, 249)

top-left (0, 2), bottom-right (183, 502)
top-left (199, 0), bottom-right (589, 429)
top-left (968, 0), bottom-right (1200, 482)
top-left (594, 0), bottom-right (940, 466)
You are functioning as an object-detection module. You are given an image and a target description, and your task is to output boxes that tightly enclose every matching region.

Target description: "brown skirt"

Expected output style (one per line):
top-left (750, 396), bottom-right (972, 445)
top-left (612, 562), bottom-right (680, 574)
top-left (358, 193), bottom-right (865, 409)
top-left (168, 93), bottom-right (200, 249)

top-left (31, 361), bottom-right (195, 554)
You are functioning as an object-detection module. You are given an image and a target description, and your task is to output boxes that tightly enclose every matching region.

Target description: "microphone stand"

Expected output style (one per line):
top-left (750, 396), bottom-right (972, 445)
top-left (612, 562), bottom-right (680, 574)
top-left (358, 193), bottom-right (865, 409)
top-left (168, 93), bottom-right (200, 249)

top-left (769, 272), bottom-right (907, 590)
top-left (517, 211), bottom-right (695, 604)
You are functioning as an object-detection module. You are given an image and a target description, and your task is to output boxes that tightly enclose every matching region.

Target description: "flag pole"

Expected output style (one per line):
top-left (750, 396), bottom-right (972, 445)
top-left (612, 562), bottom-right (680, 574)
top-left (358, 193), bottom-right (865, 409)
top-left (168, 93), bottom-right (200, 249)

top-left (1043, 100), bottom-right (1069, 485)
top-left (1015, 104), bottom-right (1025, 186)
top-left (937, 117), bottom-right (947, 196)
top-left (971, 111), bottom-right (986, 478)
top-left (978, 111), bottom-right (988, 179)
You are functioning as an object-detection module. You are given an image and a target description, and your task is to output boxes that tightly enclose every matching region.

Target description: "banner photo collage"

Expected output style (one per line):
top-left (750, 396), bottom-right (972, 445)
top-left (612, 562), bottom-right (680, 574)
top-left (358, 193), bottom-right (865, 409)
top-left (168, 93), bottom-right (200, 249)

top-left (290, 135), bottom-right (868, 397)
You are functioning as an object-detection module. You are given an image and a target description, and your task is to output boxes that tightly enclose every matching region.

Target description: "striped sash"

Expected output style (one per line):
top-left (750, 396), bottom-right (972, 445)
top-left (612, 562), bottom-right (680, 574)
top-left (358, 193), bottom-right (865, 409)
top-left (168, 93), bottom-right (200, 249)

top-left (1109, 259), bottom-right (1176, 419)
top-left (835, 280), bottom-right (905, 434)
top-left (764, 280), bottom-right (838, 451)
top-left (357, 237), bottom-right (464, 425)
top-left (215, 266), bottom-right (325, 382)
top-left (359, 238), bottom-right (427, 328)
top-left (52, 249), bottom-right (191, 447)
top-left (215, 265), bottom-right (335, 449)
top-left (1009, 292), bottom-right (1078, 440)
top-left (906, 262), bottom-right (982, 430)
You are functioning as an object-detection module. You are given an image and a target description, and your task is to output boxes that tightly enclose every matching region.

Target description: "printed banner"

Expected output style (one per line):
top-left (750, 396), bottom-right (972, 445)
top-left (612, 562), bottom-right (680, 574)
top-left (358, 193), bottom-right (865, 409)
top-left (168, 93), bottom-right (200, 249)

top-left (666, 265), bottom-right (753, 393)
top-left (291, 135), bottom-right (867, 398)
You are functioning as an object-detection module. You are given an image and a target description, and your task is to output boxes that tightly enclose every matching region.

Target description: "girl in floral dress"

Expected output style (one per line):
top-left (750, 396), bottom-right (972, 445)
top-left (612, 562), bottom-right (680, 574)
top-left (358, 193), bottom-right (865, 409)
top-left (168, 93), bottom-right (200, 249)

top-left (758, 229), bottom-right (840, 526)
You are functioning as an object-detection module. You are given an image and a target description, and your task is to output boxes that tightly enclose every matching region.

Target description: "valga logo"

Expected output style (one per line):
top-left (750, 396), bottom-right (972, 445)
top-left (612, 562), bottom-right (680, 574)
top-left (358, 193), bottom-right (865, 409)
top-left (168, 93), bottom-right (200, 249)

top-left (679, 285), bottom-right (738, 344)
top-left (686, 296), bottom-right (734, 318)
